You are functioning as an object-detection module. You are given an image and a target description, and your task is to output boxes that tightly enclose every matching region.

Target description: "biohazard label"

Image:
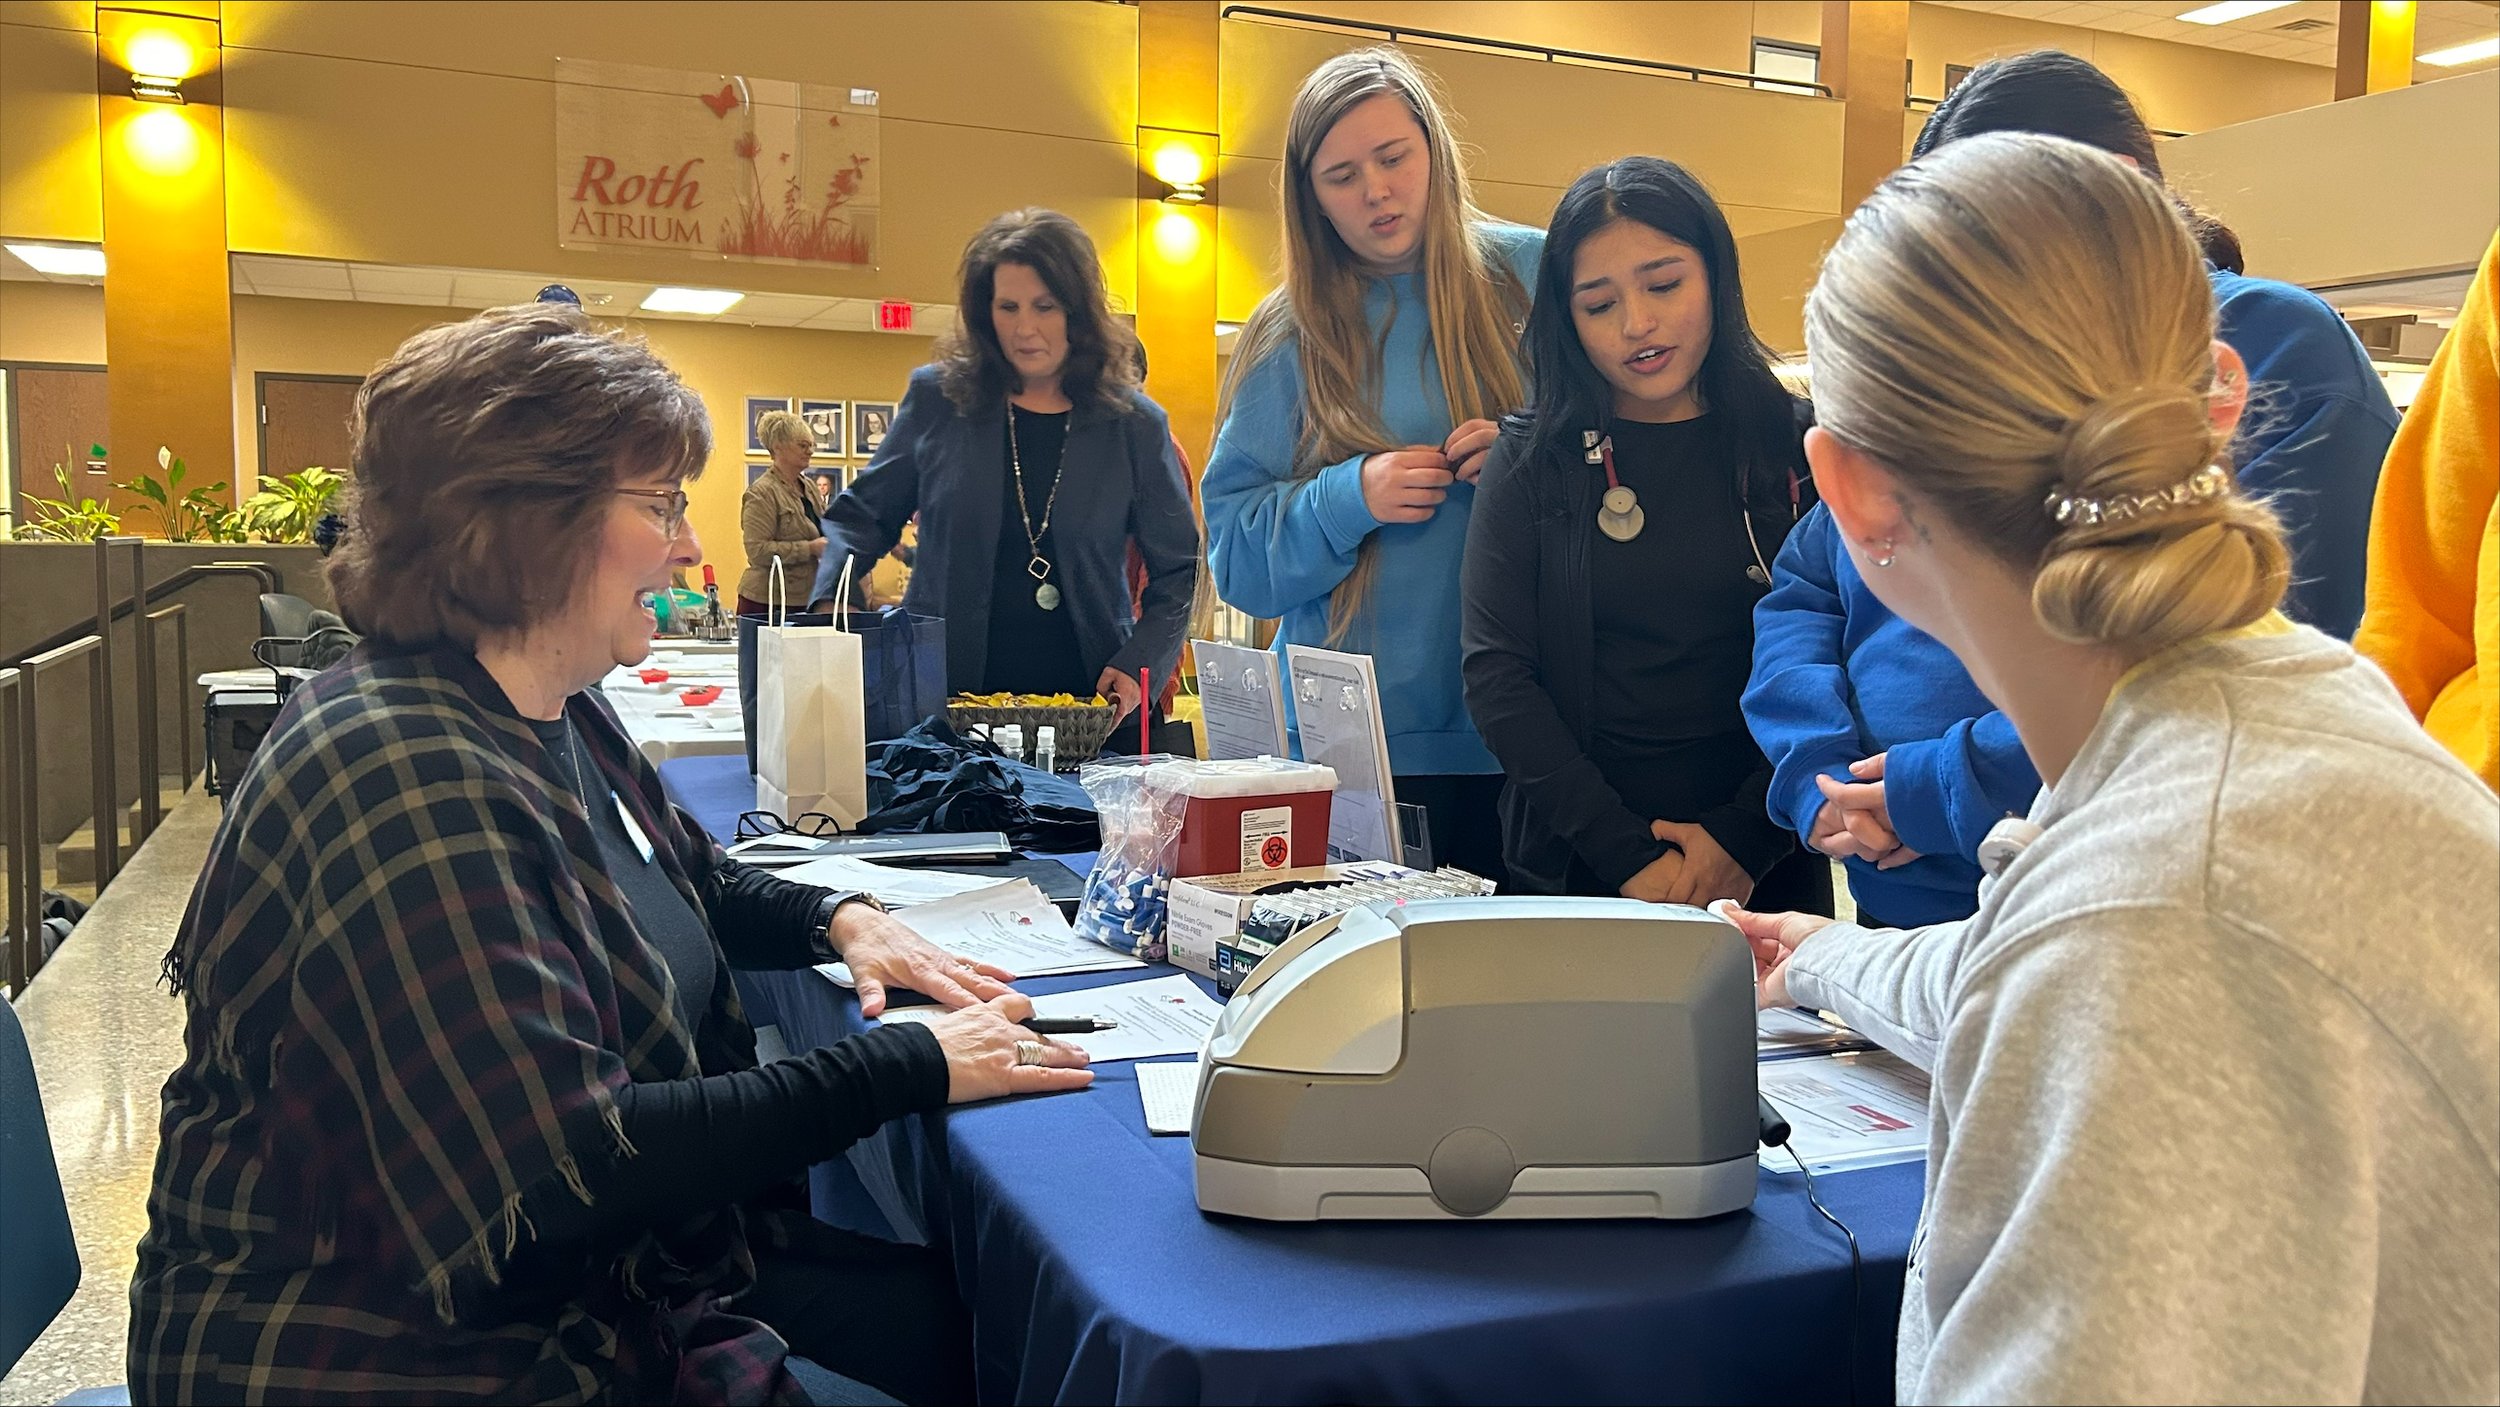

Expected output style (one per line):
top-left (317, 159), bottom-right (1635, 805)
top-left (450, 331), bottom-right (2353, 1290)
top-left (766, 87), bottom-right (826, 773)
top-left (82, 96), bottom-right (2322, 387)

top-left (1240, 806), bottom-right (1293, 870)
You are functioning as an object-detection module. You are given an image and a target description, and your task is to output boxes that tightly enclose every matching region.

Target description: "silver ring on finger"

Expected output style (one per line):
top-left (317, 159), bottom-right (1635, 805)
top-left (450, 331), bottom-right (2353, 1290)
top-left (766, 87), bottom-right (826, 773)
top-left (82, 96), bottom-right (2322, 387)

top-left (1013, 1039), bottom-right (1048, 1067)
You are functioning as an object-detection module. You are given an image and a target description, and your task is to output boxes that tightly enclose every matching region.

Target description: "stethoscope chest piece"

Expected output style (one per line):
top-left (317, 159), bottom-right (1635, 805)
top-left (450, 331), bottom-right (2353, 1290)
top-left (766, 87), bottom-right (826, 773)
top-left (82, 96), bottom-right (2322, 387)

top-left (1597, 484), bottom-right (1645, 543)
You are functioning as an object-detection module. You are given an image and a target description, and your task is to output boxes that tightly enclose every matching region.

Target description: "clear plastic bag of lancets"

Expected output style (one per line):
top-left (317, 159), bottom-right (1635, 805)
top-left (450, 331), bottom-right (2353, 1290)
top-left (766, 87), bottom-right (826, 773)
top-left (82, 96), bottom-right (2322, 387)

top-left (1072, 755), bottom-right (1189, 959)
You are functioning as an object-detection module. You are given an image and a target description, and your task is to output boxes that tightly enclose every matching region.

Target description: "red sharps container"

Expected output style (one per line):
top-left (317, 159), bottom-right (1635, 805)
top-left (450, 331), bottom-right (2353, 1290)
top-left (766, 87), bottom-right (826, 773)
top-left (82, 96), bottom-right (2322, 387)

top-left (1150, 759), bottom-right (1339, 878)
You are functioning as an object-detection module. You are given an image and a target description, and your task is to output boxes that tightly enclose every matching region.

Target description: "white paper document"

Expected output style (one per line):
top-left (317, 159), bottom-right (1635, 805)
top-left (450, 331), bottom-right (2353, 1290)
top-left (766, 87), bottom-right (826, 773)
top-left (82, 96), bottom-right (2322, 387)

top-left (1759, 1049), bottom-right (1932, 1174)
top-left (1136, 1061), bottom-right (1200, 1135)
top-left (815, 881), bottom-right (1144, 990)
top-left (776, 854), bottom-right (1006, 908)
top-left (1191, 639), bottom-right (1289, 761)
top-left (880, 975), bottom-right (1222, 1063)
top-left (1283, 645), bottom-right (1399, 863)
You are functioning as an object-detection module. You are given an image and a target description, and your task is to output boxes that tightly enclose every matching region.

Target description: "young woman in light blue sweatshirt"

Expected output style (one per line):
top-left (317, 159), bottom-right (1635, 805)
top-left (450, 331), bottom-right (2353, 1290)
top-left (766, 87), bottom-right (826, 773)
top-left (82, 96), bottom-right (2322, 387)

top-left (1202, 47), bottom-right (1538, 883)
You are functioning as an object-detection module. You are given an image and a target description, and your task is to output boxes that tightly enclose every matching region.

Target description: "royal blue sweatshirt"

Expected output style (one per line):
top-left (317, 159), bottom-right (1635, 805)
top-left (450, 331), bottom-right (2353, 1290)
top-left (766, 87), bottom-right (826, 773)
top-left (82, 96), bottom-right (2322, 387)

top-left (2212, 267), bottom-right (2400, 641)
top-left (1202, 223), bottom-right (1543, 775)
top-left (1743, 505), bottom-right (2043, 926)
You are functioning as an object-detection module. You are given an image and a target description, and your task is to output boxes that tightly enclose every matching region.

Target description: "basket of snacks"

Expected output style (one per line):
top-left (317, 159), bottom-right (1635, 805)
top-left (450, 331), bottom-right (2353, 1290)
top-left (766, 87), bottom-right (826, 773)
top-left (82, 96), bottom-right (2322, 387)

top-left (947, 692), bottom-right (1119, 768)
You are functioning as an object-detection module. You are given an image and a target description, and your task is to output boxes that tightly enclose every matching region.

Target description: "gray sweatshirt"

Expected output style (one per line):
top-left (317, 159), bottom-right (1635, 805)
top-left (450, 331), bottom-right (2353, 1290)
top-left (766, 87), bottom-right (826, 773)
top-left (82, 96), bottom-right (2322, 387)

top-left (1787, 623), bottom-right (2499, 1405)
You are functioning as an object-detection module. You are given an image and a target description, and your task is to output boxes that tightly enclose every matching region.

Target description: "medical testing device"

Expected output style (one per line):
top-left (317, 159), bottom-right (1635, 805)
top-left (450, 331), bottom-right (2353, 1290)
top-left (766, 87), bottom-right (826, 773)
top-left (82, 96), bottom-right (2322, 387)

top-left (1189, 897), bottom-right (1759, 1221)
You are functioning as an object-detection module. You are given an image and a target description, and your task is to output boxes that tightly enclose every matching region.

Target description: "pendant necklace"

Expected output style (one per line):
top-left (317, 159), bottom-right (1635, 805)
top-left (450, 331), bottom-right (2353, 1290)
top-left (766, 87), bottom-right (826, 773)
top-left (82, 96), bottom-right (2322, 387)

top-left (1008, 405), bottom-right (1068, 610)
top-left (1588, 429), bottom-right (1643, 542)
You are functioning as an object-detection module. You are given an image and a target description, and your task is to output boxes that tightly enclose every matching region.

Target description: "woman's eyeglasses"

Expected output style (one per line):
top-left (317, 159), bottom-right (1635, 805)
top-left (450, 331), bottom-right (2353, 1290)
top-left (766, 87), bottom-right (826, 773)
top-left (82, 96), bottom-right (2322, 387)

top-left (616, 487), bottom-right (691, 537)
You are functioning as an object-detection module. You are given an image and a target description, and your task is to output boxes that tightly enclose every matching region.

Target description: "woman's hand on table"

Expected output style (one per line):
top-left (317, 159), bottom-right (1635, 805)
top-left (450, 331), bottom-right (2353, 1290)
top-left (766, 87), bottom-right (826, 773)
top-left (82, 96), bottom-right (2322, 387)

top-left (829, 900), bottom-right (1016, 1017)
top-left (932, 993), bottom-right (1094, 1103)
top-left (1711, 901), bottom-right (1837, 1009)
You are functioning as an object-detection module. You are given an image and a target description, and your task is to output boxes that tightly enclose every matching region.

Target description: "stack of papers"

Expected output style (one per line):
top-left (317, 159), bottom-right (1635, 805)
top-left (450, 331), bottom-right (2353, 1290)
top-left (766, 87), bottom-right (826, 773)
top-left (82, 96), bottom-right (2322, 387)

top-left (816, 879), bottom-right (1145, 987)
top-left (1756, 1006), bottom-right (1878, 1062)
top-left (876, 974), bottom-right (1223, 1064)
top-left (778, 854), bottom-right (1009, 908)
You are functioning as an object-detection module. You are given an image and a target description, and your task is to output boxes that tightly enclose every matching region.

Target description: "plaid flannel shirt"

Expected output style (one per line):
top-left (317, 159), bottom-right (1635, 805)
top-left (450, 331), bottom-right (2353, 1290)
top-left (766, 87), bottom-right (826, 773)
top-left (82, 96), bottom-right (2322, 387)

top-left (132, 646), bottom-right (835, 1404)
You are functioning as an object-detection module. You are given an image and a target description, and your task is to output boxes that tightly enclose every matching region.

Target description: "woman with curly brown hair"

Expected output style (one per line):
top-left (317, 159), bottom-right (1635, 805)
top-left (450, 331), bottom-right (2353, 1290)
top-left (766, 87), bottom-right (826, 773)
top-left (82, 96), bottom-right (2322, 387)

top-left (133, 304), bottom-right (1090, 1406)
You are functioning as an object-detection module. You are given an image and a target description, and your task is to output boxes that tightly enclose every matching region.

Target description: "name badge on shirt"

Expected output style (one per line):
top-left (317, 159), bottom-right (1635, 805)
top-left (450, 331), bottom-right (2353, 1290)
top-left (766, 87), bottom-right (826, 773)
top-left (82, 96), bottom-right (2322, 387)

top-left (614, 794), bottom-right (657, 864)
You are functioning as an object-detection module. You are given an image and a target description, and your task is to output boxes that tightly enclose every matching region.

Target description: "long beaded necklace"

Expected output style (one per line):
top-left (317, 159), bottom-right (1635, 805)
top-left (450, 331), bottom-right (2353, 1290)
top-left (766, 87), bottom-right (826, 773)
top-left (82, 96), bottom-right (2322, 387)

top-left (1007, 405), bottom-right (1067, 611)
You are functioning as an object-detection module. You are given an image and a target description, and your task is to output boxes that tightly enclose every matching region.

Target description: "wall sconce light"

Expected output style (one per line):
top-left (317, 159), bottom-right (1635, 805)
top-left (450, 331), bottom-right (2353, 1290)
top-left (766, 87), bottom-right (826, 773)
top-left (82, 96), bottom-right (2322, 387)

top-left (130, 74), bottom-right (185, 104)
top-left (1151, 144), bottom-right (1208, 205)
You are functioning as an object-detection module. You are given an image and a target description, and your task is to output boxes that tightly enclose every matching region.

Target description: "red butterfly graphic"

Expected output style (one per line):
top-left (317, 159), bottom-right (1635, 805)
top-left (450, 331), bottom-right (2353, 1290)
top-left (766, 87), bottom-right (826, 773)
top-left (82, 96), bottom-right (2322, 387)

top-left (827, 114), bottom-right (841, 128)
top-left (699, 82), bottom-right (738, 117)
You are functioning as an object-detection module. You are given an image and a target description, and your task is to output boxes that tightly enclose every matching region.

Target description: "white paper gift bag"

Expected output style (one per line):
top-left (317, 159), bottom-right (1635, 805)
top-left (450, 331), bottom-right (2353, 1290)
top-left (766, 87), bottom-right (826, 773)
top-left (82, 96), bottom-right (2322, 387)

top-left (753, 559), bottom-right (868, 825)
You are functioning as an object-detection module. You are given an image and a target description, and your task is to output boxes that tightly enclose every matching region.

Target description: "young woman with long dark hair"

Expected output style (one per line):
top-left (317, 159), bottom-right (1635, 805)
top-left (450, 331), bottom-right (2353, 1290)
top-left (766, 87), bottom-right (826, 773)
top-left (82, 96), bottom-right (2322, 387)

top-left (1461, 157), bottom-right (1827, 910)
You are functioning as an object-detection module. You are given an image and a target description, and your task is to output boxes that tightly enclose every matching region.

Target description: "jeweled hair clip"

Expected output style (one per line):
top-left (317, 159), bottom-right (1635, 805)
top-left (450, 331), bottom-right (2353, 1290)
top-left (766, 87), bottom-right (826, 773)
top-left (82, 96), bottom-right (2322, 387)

top-left (2046, 462), bottom-right (2232, 530)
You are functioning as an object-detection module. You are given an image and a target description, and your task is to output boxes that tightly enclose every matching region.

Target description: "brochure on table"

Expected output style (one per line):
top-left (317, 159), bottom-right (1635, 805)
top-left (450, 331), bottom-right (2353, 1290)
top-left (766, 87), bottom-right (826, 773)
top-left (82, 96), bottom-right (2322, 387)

top-left (1190, 639), bottom-right (1289, 761)
top-left (1282, 645), bottom-right (1399, 864)
top-left (1758, 1049), bottom-right (1932, 1174)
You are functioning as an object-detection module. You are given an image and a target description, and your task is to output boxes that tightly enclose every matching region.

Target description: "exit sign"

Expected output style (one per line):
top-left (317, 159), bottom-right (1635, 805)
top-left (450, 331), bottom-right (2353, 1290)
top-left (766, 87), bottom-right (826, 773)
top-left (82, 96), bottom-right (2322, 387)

top-left (876, 300), bottom-right (913, 331)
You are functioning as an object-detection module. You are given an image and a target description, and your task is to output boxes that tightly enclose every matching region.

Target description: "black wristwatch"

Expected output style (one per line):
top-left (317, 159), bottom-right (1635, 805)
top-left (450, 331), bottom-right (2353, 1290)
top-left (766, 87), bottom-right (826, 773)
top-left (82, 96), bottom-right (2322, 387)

top-left (813, 890), bottom-right (882, 959)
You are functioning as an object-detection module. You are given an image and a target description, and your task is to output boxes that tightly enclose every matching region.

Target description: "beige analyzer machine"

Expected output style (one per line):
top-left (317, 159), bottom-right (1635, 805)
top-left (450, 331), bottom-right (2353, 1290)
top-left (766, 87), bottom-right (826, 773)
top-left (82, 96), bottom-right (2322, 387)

top-left (1189, 897), bottom-right (1760, 1221)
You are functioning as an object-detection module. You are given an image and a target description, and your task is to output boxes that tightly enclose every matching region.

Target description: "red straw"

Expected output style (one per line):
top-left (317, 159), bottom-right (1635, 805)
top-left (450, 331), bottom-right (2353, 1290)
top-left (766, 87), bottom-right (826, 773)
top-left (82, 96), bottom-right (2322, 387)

top-left (1139, 667), bottom-right (1152, 755)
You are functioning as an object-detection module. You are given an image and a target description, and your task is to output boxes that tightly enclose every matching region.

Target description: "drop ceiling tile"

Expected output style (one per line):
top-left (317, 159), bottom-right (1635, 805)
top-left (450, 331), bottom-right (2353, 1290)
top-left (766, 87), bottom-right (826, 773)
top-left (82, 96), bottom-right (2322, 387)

top-left (272, 285), bottom-right (356, 302)
top-left (347, 267), bottom-right (455, 302)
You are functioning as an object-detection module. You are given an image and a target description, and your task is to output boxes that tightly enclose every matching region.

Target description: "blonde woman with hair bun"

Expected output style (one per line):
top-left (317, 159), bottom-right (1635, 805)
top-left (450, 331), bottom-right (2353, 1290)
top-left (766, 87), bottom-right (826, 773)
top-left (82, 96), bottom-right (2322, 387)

top-left (1726, 133), bottom-right (2497, 1404)
top-left (1202, 47), bottom-right (1538, 882)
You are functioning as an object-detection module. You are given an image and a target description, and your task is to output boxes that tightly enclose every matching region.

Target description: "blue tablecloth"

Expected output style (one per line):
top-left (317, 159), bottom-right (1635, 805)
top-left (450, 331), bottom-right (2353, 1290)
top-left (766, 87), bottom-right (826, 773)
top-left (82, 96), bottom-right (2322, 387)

top-left (660, 753), bottom-right (1922, 1405)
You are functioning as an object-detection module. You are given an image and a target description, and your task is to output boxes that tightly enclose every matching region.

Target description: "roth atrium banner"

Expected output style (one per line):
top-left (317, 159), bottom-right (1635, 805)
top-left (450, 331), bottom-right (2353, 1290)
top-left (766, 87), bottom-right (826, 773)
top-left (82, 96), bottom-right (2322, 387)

top-left (555, 58), bottom-right (881, 268)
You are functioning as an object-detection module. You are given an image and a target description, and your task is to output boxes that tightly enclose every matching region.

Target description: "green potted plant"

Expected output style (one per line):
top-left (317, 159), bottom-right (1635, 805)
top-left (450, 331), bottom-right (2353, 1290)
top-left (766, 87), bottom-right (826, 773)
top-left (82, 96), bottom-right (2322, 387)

top-left (241, 465), bottom-right (344, 544)
top-left (11, 444), bottom-right (122, 541)
top-left (119, 446), bottom-right (237, 543)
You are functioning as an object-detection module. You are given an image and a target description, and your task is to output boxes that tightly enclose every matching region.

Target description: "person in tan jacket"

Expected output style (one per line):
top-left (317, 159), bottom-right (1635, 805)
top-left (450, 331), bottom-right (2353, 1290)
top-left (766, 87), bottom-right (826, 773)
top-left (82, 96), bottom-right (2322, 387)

top-left (737, 408), bottom-right (828, 614)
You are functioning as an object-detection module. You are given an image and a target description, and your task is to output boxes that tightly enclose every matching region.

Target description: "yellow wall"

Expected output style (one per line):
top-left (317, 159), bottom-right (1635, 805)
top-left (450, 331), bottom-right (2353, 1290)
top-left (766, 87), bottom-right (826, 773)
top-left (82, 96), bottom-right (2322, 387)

top-left (215, 1), bottom-right (1143, 308)
top-left (0, 4), bottom-right (103, 242)
top-left (3, 279), bottom-right (936, 580)
top-left (0, 280), bottom-right (106, 363)
top-left (1902, 3), bottom-right (2333, 133)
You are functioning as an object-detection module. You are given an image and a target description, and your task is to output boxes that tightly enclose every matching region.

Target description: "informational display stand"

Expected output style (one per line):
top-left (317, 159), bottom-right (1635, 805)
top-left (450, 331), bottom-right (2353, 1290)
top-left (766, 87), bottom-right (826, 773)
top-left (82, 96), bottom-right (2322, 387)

top-left (1282, 645), bottom-right (1399, 864)
top-left (1190, 639), bottom-right (1289, 762)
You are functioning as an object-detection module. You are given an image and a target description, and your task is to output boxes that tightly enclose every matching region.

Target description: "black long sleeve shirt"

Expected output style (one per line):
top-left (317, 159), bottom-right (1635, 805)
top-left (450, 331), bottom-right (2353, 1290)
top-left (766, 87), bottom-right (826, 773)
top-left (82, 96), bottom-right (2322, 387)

top-left (1461, 413), bottom-right (1812, 896)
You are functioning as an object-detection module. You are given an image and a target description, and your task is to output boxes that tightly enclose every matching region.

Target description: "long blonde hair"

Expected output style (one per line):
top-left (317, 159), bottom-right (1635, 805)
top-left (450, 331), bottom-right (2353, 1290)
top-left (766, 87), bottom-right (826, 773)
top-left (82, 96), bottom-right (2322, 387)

top-left (1218, 47), bottom-right (1528, 643)
top-left (1805, 133), bottom-right (2288, 654)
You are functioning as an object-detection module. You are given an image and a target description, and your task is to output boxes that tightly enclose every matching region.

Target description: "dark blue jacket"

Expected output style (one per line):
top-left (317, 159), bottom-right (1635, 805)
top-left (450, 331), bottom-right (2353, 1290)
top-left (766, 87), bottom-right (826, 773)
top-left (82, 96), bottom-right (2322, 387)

top-left (1743, 505), bottom-right (2042, 927)
top-left (811, 364), bottom-right (1199, 696)
top-left (2213, 267), bottom-right (2400, 640)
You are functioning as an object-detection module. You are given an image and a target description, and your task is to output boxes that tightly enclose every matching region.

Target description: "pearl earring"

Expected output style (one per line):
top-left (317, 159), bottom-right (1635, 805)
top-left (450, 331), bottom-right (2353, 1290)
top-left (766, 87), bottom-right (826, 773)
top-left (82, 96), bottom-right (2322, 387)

top-left (1869, 539), bottom-right (1897, 569)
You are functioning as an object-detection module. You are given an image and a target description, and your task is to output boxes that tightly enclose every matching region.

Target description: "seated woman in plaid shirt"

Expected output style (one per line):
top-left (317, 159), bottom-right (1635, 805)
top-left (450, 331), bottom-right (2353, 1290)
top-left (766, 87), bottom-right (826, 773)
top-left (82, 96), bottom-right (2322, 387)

top-left (130, 304), bottom-right (1090, 1406)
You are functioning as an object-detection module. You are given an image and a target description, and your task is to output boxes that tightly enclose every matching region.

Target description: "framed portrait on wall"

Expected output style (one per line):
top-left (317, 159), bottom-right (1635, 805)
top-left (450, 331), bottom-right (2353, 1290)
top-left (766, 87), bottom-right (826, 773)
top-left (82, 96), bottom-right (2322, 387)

top-left (798, 399), bottom-right (847, 459)
top-left (746, 461), bottom-right (772, 485)
top-left (744, 396), bottom-right (792, 455)
top-left (803, 465), bottom-right (844, 504)
top-left (851, 400), bottom-right (897, 459)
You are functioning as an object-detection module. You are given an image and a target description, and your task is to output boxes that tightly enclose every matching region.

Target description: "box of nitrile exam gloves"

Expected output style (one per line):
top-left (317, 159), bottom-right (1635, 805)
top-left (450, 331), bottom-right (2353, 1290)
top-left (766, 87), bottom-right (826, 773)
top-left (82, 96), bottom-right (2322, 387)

top-left (1166, 861), bottom-right (1497, 993)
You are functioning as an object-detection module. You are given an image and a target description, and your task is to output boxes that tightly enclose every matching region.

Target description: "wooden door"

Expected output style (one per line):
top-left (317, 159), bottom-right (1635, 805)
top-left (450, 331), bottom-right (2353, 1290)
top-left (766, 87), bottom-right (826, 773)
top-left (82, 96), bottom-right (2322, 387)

top-left (257, 374), bottom-right (362, 485)
top-left (5, 363), bottom-right (111, 534)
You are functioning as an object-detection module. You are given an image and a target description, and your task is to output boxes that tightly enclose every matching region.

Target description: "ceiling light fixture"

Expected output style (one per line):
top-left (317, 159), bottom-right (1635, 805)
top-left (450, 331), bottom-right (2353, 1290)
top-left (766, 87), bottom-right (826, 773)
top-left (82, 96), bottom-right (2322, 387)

top-left (639, 286), bottom-right (744, 315)
top-left (2176, 0), bottom-right (2295, 24)
top-left (6, 243), bottom-right (106, 277)
top-left (2420, 36), bottom-right (2500, 66)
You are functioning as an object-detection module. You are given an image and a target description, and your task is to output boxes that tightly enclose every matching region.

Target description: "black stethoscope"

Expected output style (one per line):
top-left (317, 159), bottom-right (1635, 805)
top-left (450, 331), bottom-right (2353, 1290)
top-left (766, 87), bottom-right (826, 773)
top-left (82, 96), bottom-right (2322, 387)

top-left (1586, 429), bottom-right (1793, 585)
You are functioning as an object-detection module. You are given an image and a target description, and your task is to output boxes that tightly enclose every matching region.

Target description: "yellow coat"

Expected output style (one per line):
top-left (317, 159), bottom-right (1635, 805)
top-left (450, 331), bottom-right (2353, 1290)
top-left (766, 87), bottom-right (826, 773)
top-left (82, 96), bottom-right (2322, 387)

top-left (2355, 235), bottom-right (2500, 788)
